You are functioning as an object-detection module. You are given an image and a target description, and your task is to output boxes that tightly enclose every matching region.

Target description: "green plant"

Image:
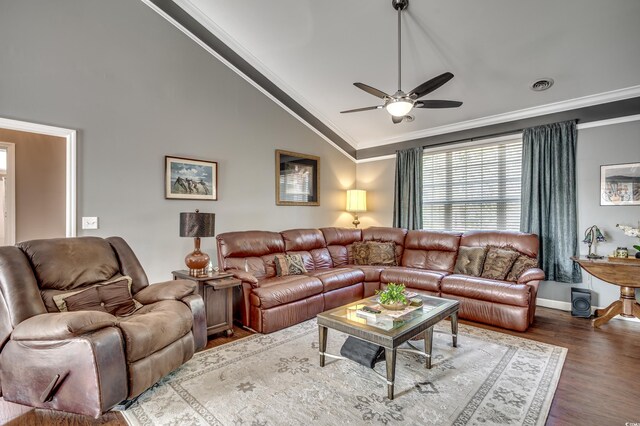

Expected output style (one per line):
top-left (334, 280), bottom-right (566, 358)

top-left (376, 283), bottom-right (407, 305)
top-left (634, 244), bottom-right (640, 252)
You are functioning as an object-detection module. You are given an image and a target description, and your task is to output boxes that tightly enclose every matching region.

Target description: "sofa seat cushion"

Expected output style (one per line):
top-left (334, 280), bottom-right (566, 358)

top-left (306, 268), bottom-right (365, 292)
top-left (250, 276), bottom-right (323, 309)
top-left (348, 265), bottom-right (388, 282)
top-left (380, 267), bottom-right (447, 292)
top-left (117, 300), bottom-right (193, 362)
top-left (441, 275), bottom-right (531, 307)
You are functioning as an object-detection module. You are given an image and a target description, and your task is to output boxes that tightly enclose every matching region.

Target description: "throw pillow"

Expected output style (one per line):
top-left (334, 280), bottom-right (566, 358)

top-left (63, 286), bottom-right (108, 313)
top-left (52, 275), bottom-right (141, 316)
top-left (454, 246), bottom-right (488, 276)
top-left (99, 278), bottom-right (140, 316)
top-left (367, 241), bottom-right (397, 266)
top-left (351, 242), bottom-right (370, 265)
top-left (481, 246), bottom-right (520, 280)
top-left (274, 254), bottom-right (307, 276)
top-left (506, 255), bottom-right (539, 282)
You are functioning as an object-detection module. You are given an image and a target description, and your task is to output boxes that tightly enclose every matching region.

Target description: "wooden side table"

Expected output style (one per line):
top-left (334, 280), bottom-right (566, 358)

top-left (571, 256), bottom-right (640, 327)
top-left (172, 270), bottom-right (241, 337)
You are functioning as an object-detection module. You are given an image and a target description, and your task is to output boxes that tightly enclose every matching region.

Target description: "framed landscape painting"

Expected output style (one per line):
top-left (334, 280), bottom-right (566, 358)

top-left (600, 162), bottom-right (640, 206)
top-left (165, 156), bottom-right (217, 200)
top-left (275, 150), bottom-right (320, 206)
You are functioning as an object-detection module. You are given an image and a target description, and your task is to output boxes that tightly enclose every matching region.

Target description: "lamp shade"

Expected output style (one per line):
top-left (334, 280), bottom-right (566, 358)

top-left (180, 210), bottom-right (215, 238)
top-left (346, 190), bottom-right (367, 213)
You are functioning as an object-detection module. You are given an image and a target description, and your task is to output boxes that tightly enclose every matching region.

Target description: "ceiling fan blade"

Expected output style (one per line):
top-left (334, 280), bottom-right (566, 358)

top-left (415, 100), bottom-right (463, 109)
top-left (354, 83), bottom-right (390, 99)
top-left (409, 72), bottom-right (454, 99)
top-left (391, 115), bottom-right (403, 124)
top-left (340, 105), bottom-right (383, 114)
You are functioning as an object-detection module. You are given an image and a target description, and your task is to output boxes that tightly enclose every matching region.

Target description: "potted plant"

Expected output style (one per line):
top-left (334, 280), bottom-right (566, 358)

top-left (376, 283), bottom-right (409, 310)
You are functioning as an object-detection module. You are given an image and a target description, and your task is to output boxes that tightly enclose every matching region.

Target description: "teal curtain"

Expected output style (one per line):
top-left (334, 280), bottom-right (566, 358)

top-left (521, 120), bottom-right (582, 283)
top-left (393, 147), bottom-right (423, 230)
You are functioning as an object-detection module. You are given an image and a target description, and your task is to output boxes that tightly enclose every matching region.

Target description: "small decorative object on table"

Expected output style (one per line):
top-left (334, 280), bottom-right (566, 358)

top-left (616, 223), bottom-right (640, 258)
top-left (615, 247), bottom-right (629, 258)
top-left (376, 283), bottom-right (409, 310)
top-left (582, 225), bottom-right (606, 259)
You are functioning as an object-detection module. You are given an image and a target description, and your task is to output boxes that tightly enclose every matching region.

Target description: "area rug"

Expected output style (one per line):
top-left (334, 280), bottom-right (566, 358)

top-left (122, 319), bottom-right (566, 426)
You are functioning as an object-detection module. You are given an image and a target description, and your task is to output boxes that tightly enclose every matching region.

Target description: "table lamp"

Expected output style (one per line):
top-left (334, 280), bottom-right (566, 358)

top-left (346, 189), bottom-right (367, 228)
top-left (180, 209), bottom-right (215, 276)
top-left (582, 225), bottom-right (605, 259)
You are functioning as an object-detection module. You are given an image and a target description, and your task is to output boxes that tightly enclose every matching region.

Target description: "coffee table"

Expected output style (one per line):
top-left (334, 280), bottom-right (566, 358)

top-left (317, 294), bottom-right (459, 400)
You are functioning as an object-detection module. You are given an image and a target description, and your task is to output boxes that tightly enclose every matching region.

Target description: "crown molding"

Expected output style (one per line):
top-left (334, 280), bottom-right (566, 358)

top-left (357, 85), bottom-right (640, 149)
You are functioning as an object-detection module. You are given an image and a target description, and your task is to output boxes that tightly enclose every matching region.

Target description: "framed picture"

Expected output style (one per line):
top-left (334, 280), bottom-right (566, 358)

top-left (600, 162), bottom-right (640, 206)
top-left (275, 150), bottom-right (320, 206)
top-left (165, 156), bottom-right (217, 200)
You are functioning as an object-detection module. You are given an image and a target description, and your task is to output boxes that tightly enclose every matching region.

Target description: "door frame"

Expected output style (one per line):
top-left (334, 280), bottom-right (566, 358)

top-left (0, 117), bottom-right (77, 238)
top-left (0, 142), bottom-right (15, 245)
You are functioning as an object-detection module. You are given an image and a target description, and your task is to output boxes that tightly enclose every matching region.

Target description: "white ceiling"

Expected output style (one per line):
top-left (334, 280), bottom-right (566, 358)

top-left (174, 0), bottom-right (640, 150)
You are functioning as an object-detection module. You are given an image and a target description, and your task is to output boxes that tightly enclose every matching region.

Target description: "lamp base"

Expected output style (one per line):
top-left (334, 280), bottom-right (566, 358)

top-left (586, 253), bottom-right (604, 259)
top-left (352, 213), bottom-right (360, 228)
top-left (185, 237), bottom-right (210, 276)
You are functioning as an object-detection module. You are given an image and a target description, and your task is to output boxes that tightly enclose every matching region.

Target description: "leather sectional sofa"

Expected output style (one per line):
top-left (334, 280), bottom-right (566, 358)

top-left (216, 227), bottom-right (545, 334)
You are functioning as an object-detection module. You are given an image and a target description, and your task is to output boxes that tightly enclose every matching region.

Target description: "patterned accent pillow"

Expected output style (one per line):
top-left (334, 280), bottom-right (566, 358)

top-left (367, 242), bottom-right (397, 266)
top-left (480, 246), bottom-right (520, 280)
top-left (274, 254), bottom-right (308, 276)
top-left (506, 255), bottom-right (539, 282)
top-left (454, 246), bottom-right (487, 276)
top-left (351, 242), bottom-right (370, 265)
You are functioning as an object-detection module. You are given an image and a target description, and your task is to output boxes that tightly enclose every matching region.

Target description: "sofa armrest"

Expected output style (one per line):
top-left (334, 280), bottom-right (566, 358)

top-left (11, 312), bottom-right (117, 341)
top-left (1, 327), bottom-right (127, 417)
top-left (134, 279), bottom-right (196, 304)
top-left (231, 270), bottom-right (259, 288)
top-left (517, 268), bottom-right (545, 284)
top-left (181, 294), bottom-right (207, 351)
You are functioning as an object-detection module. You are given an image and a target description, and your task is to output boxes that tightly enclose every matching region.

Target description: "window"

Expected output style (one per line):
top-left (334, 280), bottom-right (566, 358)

top-left (422, 138), bottom-right (522, 232)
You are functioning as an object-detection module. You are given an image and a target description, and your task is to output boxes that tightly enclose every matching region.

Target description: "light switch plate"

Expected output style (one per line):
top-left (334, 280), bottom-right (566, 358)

top-left (82, 217), bottom-right (98, 230)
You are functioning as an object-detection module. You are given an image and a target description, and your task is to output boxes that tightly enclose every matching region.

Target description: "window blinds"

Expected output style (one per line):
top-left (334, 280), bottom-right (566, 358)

top-left (422, 140), bottom-right (522, 232)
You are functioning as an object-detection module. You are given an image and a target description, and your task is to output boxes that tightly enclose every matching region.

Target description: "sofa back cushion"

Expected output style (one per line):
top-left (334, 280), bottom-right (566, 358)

top-left (281, 229), bottom-right (332, 270)
top-left (216, 231), bottom-right (286, 279)
top-left (460, 231), bottom-right (539, 258)
top-left (361, 227), bottom-right (408, 265)
top-left (17, 237), bottom-right (120, 291)
top-left (321, 227), bottom-right (362, 267)
top-left (402, 230), bottom-right (462, 272)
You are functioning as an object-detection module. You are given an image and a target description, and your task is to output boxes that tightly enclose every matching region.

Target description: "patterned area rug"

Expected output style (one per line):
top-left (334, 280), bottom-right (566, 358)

top-left (123, 319), bottom-right (566, 425)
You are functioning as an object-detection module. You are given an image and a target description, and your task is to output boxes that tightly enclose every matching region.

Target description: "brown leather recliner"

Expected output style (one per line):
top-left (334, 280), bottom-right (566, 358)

top-left (0, 236), bottom-right (207, 418)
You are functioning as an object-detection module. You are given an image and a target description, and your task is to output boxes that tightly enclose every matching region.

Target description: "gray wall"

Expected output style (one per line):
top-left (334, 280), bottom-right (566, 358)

top-left (356, 158), bottom-right (396, 228)
top-left (355, 119), bottom-right (640, 306)
top-left (0, 0), bottom-right (355, 282)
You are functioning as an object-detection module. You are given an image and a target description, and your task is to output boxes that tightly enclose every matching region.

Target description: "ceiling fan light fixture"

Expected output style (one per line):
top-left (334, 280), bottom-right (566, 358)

top-left (385, 98), bottom-right (413, 117)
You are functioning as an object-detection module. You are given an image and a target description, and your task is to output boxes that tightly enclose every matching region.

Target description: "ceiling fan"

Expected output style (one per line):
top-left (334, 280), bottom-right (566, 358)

top-left (340, 0), bottom-right (462, 124)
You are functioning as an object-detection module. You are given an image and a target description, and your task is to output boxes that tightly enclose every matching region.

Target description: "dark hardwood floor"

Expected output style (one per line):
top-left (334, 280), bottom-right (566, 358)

top-left (1, 308), bottom-right (638, 425)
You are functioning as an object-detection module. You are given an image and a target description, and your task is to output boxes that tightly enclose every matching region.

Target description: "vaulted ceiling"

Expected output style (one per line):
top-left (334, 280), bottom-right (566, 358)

top-left (165, 0), bottom-right (640, 152)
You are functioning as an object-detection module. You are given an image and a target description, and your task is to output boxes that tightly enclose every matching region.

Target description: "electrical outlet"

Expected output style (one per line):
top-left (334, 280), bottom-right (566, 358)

top-left (82, 217), bottom-right (98, 230)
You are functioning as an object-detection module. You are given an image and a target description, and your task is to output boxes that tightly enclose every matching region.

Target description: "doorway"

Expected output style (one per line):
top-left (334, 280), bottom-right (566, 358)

top-left (0, 143), bottom-right (15, 246)
top-left (0, 117), bottom-right (76, 240)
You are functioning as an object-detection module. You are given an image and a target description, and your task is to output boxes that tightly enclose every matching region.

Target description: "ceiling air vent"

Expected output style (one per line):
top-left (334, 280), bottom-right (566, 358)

top-left (530, 78), bottom-right (554, 92)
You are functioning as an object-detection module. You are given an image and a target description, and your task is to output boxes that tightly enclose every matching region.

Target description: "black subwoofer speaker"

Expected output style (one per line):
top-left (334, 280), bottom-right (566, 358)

top-left (571, 287), bottom-right (592, 317)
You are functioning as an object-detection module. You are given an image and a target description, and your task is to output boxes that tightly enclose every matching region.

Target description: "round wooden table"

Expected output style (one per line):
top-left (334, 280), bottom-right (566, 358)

top-left (571, 256), bottom-right (640, 327)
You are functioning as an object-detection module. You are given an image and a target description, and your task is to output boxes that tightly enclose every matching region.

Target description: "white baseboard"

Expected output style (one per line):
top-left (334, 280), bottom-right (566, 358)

top-left (536, 298), bottom-right (640, 323)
